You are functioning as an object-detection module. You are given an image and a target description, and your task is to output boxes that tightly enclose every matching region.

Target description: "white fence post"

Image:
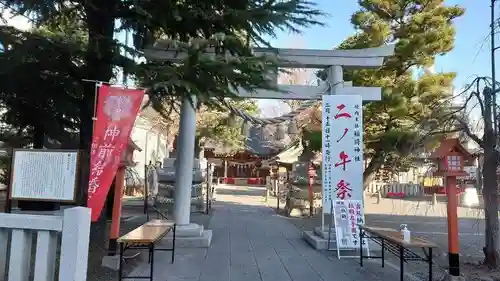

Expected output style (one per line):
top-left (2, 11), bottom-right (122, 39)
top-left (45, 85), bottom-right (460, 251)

top-left (34, 230), bottom-right (58, 281)
top-left (58, 207), bottom-right (91, 281)
top-left (8, 229), bottom-right (32, 281)
top-left (0, 229), bottom-right (8, 280)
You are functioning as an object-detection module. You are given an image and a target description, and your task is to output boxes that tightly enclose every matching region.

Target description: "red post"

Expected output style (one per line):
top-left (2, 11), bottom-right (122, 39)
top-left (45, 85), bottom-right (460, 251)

top-left (308, 163), bottom-right (315, 217)
top-left (108, 167), bottom-right (125, 255)
top-left (446, 176), bottom-right (460, 276)
top-left (430, 138), bottom-right (470, 277)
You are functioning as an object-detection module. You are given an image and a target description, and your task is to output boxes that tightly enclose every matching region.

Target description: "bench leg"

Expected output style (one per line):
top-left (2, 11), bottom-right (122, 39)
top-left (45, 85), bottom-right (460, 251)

top-left (118, 243), bottom-right (124, 281)
top-left (172, 224), bottom-right (176, 264)
top-left (150, 244), bottom-right (155, 281)
top-left (428, 247), bottom-right (433, 281)
top-left (381, 239), bottom-right (385, 268)
top-left (399, 245), bottom-right (404, 281)
top-left (148, 247), bottom-right (153, 264)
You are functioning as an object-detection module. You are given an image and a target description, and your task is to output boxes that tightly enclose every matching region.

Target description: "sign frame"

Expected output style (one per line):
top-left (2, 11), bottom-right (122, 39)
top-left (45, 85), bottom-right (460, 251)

top-left (8, 149), bottom-right (80, 203)
top-left (331, 199), bottom-right (369, 258)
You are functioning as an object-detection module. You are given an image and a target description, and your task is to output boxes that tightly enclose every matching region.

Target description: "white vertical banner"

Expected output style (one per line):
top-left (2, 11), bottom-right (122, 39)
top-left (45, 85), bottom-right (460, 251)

top-left (322, 95), bottom-right (363, 211)
top-left (322, 94), bottom-right (367, 257)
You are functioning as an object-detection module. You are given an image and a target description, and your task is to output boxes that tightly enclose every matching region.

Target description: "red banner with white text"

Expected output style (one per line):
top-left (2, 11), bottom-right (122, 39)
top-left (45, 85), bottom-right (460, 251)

top-left (87, 84), bottom-right (145, 221)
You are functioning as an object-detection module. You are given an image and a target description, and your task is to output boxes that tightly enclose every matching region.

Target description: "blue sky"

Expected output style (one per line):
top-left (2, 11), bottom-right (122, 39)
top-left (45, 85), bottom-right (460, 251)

top-left (3, 0), bottom-right (491, 87)
top-left (266, 0), bottom-right (491, 87)
top-left (259, 0), bottom-right (493, 116)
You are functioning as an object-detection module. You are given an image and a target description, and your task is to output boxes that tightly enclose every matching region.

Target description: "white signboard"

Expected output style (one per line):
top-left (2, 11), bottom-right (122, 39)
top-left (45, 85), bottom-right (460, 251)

top-left (333, 200), bottom-right (368, 249)
top-left (322, 95), bottom-right (363, 211)
top-left (10, 149), bottom-right (79, 202)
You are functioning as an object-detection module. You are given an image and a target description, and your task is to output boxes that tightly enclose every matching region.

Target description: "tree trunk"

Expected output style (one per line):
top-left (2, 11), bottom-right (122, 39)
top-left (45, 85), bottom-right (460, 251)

top-left (77, 0), bottom-right (118, 207)
top-left (363, 152), bottom-right (384, 190)
top-left (481, 87), bottom-right (500, 268)
top-left (482, 160), bottom-right (499, 267)
top-left (33, 124), bottom-right (44, 148)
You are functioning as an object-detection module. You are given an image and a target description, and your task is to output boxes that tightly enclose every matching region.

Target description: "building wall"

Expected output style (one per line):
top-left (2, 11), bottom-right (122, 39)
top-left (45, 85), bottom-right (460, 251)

top-left (128, 117), bottom-right (168, 185)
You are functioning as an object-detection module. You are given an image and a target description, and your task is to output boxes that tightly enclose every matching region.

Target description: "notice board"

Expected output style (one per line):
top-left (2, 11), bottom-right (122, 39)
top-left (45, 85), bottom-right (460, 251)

top-left (9, 149), bottom-right (79, 202)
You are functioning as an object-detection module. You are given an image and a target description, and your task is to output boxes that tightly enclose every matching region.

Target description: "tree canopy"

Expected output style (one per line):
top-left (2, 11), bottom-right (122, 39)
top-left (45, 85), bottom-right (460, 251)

top-left (0, 0), bottom-right (325, 202)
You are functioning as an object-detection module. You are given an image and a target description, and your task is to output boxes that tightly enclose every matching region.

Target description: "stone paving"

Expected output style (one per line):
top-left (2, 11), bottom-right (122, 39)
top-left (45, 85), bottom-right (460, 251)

top-left (129, 185), bottom-right (405, 281)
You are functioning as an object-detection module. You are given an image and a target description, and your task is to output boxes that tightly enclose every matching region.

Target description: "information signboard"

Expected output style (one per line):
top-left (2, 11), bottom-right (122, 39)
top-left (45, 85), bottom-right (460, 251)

top-left (332, 200), bottom-right (368, 249)
top-left (9, 149), bottom-right (79, 202)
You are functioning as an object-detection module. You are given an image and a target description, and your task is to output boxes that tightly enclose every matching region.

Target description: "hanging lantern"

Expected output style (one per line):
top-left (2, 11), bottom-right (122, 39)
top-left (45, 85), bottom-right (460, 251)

top-left (288, 120), bottom-right (298, 135)
top-left (275, 123), bottom-right (286, 140)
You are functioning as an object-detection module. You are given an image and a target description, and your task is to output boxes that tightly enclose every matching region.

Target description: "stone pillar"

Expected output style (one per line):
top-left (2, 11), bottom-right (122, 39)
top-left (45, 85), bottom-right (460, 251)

top-left (327, 65), bottom-right (343, 94)
top-left (173, 96), bottom-right (198, 226)
top-left (167, 96), bottom-right (213, 247)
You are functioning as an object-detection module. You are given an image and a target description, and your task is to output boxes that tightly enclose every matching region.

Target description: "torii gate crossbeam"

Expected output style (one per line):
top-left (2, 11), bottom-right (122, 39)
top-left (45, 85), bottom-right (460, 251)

top-left (145, 44), bottom-right (394, 101)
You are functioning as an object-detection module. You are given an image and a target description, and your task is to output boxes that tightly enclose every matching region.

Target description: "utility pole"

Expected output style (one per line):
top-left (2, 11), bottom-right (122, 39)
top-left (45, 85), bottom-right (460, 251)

top-left (491, 0), bottom-right (499, 136)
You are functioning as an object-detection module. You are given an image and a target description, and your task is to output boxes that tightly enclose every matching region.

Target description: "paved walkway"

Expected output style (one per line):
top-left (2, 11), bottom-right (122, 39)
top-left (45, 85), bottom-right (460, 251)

top-left (130, 185), bottom-right (402, 281)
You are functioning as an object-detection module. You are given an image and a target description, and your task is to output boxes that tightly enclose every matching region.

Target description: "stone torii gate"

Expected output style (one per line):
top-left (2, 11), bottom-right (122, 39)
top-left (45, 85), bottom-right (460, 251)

top-left (144, 43), bottom-right (394, 245)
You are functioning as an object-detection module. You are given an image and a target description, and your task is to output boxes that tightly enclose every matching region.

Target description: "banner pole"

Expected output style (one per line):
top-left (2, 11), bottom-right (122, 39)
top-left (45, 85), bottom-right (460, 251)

top-left (82, 79), bottom-right (147, 91)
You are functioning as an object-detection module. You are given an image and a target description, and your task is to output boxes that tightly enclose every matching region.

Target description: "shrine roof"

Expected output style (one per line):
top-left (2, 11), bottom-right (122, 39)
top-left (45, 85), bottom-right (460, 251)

top-left (204, 125), bottom-right (296, 156)
top-left (430, 138), bottom-right (473, 160)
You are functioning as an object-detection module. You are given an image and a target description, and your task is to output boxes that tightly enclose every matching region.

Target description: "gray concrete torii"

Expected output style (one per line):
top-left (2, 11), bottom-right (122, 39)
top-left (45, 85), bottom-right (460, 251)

top-left (144, 42), bottom-right (394, 242)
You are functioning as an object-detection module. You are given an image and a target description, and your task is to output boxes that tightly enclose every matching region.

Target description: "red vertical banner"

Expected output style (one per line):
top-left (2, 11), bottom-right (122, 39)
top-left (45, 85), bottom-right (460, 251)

top-left (87, 84), bottom-right (145, 221)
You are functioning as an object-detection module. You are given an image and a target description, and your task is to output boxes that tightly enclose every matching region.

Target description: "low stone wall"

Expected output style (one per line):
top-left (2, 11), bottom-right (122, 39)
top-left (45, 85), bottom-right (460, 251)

top-left (365, 183), bottom-right (423, 196)
top-left (155, 182), bottom-right (207, 213)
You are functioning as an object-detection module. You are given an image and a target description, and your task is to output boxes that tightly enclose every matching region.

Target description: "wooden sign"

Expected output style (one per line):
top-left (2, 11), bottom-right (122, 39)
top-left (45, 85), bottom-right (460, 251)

top-left (9, 149), bottom-right (79, 202)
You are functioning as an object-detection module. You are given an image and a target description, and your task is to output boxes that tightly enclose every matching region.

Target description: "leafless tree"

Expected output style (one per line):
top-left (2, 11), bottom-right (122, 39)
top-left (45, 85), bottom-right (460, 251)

top-left (278, 67), bottom-right (316, 111)
top-left (454, 77), bottom-right (500, 267)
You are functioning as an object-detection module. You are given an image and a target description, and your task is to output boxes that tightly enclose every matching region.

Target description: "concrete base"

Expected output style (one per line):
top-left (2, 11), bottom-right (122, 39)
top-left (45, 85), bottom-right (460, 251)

top-left (314, 226), bottom-right (335, 239)
top-left (159, 223), bottom-right (213, 248)
top-left (302, 230), bottom-right (336, 250)
top-left (101, 255), bottom-right (121, 270)
top-left (303, 227), bottom-right (381, 251)
top-left (445, 275), bottom-right (465, 281)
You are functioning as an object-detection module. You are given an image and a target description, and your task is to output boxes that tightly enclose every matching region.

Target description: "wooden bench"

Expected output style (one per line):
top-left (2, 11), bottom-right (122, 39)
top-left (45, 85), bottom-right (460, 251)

top-left (117, 220), bottom-right (176, 281)
top-left (359, 225), bottom-right (437, 281)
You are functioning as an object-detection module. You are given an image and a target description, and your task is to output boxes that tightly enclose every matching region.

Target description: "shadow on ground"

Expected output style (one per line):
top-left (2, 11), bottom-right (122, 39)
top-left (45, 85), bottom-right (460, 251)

top-left (215, 187), bottom-right (265, 197)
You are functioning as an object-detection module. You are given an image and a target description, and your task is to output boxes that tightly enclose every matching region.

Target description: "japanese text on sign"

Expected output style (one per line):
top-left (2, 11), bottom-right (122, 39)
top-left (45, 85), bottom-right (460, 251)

top-left (321, 95), bottom-right (363, 209)
top-left (87, 85), bottom-right (145, 222)
top-left (333, 200), bottom-right (368, 249)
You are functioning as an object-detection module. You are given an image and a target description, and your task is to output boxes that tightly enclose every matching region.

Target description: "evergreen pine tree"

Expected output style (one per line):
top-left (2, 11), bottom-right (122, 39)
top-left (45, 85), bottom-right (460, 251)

top-left (337, 0), bottom-right (464, 187)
